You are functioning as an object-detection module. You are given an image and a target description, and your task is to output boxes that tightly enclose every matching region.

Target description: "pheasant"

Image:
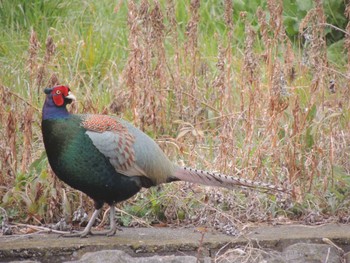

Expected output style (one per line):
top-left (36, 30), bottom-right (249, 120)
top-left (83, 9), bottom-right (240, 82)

top-left (42, 85), bottom-right (286, 237)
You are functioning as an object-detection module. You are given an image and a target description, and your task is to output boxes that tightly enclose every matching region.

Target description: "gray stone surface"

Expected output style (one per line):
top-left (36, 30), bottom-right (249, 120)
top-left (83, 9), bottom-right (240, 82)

top-left (282, 243), bottom-right (341, 263)
top-left (65, 250), bottom-right (207, 263)
top-left (2, 224), bottom-right (350, 262)
top-left (61, 243), bottom-right (343, 263)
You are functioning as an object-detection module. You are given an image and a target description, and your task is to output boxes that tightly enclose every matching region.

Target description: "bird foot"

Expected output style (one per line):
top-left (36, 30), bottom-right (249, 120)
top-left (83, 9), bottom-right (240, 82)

top-left (60, 229), bottom-right (92, 238)
top-left (61, 226), bottom-right (121, 238)
top-left (90, 225), bottom-right (122, 237)
top-left (59, 225), bottom-right (122, 238)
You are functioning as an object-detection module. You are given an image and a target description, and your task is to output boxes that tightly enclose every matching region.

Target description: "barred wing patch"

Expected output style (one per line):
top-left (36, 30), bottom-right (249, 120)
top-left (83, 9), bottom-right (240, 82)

top-left (82, 115), bottom-right (146, 176)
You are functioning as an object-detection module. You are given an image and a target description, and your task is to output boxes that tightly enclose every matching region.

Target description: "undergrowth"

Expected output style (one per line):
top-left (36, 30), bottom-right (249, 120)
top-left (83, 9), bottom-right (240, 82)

top-left (0, 0), bottom-right (349, 233)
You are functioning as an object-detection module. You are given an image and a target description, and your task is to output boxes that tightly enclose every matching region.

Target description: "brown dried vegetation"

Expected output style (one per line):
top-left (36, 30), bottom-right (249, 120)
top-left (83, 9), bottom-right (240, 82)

top-left (0, 0), bottom-right (349, 231)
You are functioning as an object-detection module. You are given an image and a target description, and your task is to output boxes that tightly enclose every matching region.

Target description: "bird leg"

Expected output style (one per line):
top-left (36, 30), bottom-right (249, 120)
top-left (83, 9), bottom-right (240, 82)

top-left (106, 205), bottom-right (117, 236)
top-left (85, 205), bottom-right (118, 236)
top-left (62, 205), bottom-right (119, 237)
top-left (62, 208), bottom-right (101, 238)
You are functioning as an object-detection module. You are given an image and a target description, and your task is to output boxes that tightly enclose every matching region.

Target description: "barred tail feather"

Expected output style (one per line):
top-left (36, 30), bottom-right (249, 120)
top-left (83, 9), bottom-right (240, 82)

top-left (174, 167), bottom-right (287, 192)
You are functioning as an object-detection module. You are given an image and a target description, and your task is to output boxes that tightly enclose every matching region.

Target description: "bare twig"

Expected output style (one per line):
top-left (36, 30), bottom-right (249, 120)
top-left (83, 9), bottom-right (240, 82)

top-left (11, 223), bottom-right (70, 234)
top-left (6, 88), bottom-right (40, 111)
top-left (301, 23), bottom-right (350, 37)
top-left (115, 207), bottom-right (153, 228)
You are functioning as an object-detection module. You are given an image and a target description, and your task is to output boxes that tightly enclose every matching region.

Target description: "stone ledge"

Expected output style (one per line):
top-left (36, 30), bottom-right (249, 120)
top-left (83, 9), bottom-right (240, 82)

top-left (1, 224), bottom-right (350, 262)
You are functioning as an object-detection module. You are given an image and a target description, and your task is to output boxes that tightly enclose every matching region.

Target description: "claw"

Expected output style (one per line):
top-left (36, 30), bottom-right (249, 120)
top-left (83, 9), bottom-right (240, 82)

top-left (59, 206), bottom-right (118, 238)
top-left (61, 230), bottom-right (92, 238)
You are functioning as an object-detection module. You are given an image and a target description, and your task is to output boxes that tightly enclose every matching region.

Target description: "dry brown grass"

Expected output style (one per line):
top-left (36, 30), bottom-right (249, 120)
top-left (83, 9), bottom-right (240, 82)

top-left (0, 0), bottom-right (349, 232)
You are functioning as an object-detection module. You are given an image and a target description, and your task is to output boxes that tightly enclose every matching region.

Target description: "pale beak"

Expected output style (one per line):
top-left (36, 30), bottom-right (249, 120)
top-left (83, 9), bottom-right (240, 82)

top-left (66, 91), bottom-right (76, 101)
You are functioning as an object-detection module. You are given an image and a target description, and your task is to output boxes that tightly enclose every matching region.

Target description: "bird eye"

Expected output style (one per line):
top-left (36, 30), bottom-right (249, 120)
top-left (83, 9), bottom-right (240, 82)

top-left (56, 90), bottom-right (61, 95)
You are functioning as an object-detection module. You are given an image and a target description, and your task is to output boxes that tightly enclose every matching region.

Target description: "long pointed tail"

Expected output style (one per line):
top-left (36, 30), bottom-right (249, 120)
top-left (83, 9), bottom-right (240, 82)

top-left (173, 166), bottom-right (288, 193)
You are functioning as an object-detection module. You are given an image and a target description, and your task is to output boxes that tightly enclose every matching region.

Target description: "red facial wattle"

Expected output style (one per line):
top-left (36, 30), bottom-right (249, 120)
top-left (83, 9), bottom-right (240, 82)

top-left (52, 86), bottom-right (70, 107)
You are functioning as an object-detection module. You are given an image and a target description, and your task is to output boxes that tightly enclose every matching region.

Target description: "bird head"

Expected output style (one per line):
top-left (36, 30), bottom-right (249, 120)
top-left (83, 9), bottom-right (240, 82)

top-left (44, 85), bottom-right (76, 107)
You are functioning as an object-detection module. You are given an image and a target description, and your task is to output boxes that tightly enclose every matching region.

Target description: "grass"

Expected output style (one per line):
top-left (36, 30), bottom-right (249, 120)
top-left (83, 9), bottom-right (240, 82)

top-left (0, 0), bottom-right (350, 233)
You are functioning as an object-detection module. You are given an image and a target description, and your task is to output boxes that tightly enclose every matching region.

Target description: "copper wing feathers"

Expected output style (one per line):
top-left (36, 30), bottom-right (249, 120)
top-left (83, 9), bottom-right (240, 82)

top-left (81, 115), bottom-right (147, 177)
